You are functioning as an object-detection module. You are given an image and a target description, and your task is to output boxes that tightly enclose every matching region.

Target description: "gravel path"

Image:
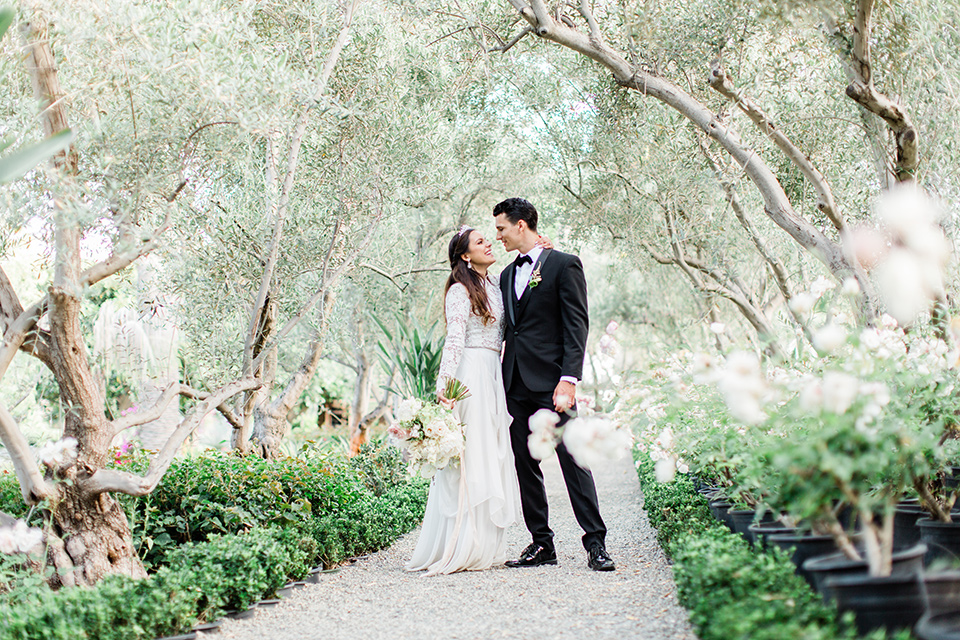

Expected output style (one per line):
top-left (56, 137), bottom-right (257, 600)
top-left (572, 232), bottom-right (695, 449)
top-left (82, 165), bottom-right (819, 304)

top-left (216, 455), bottom-right (697, 640)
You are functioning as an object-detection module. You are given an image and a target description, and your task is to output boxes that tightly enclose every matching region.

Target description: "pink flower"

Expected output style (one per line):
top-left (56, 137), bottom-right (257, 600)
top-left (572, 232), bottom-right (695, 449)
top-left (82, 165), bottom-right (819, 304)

top-left (387, 424), bottom-right (411, 441)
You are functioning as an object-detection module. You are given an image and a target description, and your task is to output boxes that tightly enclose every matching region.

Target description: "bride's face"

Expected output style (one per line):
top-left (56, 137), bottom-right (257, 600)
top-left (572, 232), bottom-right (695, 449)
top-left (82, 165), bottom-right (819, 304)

top-left (463, 231), bottom-right (495, 269)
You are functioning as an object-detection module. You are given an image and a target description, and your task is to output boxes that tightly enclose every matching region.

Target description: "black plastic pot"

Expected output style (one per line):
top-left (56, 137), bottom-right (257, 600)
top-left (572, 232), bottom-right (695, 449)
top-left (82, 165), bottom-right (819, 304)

top-left (916, 611), bottom-right (960, 640)
top-left (802, 543), bottom-right (926, 600)
top-left (894, 503), bottom-right (927, 551)
top-left (919, 518), bottom-right (960, 565)
top-left (728, 509), bottom-right (756, 541)
top-left (728, 509), bottom-right (778, 544)
top-left (748, 522), bottom-right (796, 551)
top-left (825, 572), bottom-right (926, 634)
top-left (924, 570), bottom-right (960, 615)
top-left (708, 499), bottom-right (735, 532)
top-left (767, 532), bottom-right (842, 587)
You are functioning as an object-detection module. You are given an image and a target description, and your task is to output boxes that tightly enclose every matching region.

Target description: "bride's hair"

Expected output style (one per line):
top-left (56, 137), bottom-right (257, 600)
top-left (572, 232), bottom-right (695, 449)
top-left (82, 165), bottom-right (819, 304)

top-left (445, 229), bottom-right (495, 326)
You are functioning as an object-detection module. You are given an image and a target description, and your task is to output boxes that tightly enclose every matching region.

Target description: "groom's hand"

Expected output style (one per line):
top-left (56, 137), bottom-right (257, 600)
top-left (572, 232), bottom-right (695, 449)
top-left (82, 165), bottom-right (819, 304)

top-left (553, 381), bottom-right (576, 413)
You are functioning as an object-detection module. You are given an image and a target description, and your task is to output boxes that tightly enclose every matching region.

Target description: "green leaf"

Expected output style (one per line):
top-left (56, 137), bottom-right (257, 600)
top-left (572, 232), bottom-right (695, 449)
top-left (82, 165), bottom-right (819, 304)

top-left (0, 8), bottom-right (13, 42)
top-left (0, 128), bottom-right (75, 183)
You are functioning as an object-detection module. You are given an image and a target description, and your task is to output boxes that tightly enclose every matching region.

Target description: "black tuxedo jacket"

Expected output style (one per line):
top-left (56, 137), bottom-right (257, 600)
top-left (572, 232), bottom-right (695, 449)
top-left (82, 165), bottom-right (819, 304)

top-left (500, 249), bottom-right (589, 394)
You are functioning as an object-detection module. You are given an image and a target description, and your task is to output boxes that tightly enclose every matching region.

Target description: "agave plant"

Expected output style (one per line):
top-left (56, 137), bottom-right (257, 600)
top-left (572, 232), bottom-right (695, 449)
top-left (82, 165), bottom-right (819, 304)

top-left (373, 312), bottom-right (444, 402)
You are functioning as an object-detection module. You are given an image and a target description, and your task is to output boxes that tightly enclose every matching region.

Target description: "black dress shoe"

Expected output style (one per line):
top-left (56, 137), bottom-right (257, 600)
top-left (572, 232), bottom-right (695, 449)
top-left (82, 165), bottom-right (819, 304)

top-left (588, 546), bottom-right (616, 571)
top-left (505, 543), bottom-right (557, 568)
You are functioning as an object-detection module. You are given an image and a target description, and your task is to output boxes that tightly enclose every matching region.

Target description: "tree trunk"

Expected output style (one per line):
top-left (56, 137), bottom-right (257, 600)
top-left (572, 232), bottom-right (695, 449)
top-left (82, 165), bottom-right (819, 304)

top-left (46, 483), bottom-right (146, 588)
top-left (347, 350), bottom-right (372, 454)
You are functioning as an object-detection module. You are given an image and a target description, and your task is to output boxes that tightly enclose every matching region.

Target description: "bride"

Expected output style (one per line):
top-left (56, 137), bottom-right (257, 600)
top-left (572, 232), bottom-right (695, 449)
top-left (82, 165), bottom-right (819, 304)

top-left (406, 226), bottom-right (547, 575)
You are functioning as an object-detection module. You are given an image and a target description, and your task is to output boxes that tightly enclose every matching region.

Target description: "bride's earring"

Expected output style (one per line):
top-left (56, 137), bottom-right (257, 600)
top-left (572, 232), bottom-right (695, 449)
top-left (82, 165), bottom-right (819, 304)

top-left (466, 257), bottom-right (472, 270)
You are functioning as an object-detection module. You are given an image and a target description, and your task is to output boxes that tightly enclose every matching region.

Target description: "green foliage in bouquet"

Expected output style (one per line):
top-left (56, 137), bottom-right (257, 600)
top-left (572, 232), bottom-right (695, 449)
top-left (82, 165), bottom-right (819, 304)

top-left (440, 377), bottom-right (471, 403)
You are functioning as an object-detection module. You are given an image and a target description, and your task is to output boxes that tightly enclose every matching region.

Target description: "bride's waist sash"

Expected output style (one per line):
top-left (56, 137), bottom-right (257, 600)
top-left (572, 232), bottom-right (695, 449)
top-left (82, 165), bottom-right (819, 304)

top-left (463, 345), bottom-right (500, 354)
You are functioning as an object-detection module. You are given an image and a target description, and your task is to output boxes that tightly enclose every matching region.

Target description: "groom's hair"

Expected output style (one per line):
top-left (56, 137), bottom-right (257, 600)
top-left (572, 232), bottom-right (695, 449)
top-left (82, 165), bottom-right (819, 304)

top-left (493, 197), bottom-right (538, 232)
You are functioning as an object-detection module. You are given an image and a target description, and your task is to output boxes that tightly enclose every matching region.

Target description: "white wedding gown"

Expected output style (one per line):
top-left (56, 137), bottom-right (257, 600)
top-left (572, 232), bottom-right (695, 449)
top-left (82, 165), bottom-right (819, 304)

top-left (406, 274), bottom-right (522, 575)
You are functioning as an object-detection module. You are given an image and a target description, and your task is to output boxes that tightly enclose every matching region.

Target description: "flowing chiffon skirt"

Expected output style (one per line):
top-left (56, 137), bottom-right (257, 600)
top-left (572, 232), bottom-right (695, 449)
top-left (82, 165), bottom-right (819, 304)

top-left (406, 347), bottom-right (522, 575)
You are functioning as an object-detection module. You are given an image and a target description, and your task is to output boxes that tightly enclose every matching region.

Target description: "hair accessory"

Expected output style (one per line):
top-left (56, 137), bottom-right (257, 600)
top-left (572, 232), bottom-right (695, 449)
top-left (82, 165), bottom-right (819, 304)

top-left (457, 224), bottom-right (471, 237)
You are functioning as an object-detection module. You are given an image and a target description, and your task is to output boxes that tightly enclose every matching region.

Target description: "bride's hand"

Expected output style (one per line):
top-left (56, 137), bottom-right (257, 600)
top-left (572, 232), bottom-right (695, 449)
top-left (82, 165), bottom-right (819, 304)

top-left (437, 394), bottom-right (455, 410)
top-left (535, 235), bottom-right (554, 250)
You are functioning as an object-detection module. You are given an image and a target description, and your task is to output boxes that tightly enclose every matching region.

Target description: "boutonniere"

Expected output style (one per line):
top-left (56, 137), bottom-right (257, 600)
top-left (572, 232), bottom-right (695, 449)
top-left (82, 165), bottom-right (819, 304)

top-left (528, 262), bottom-right (542, 289)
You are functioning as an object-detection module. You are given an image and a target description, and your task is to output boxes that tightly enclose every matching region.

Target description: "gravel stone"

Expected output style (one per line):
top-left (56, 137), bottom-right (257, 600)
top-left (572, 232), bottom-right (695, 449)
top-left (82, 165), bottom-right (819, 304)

top-left (215, 454), bottom-right (698, 640)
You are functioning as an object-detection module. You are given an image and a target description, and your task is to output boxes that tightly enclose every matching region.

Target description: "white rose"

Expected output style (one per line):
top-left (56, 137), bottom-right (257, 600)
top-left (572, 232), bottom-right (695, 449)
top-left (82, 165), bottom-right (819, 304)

top-left (396, 399), bottom-right (422, 423)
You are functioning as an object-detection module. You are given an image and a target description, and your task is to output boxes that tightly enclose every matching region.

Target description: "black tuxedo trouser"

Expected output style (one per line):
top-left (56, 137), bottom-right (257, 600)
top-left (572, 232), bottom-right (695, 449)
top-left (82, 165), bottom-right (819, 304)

top-left (506, 367), bottom-right (607, 552)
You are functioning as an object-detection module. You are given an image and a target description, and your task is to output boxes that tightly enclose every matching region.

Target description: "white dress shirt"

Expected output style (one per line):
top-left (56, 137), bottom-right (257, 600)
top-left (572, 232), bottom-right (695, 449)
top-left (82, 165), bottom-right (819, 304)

top-left (513, 246), bottom-right (543, 299)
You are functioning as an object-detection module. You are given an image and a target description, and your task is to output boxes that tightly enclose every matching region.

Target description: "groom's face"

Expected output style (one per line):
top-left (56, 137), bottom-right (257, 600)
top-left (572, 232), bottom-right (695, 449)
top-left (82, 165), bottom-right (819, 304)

top-left (494, 213), bottom-right (522, 252)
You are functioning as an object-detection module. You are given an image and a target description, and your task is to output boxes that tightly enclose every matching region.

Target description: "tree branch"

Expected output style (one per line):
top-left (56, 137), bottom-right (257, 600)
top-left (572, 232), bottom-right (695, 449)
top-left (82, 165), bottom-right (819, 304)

top-left (0, 401), bottom-right (55, 504)
top-left (825, 2), bottom-right (919, 182)
top-left (578, 0), bottom-right (602, 42)
top-left (109, 382), bottom-right (180, 437)
top-left (499, 1), bottom-right (860, 283)
top-left (243, 0), bottom-right (359, 378)
top-left (82, 377), bottom-right (260, 496)
top-left (250, 207), bottom-right (383, 373)
top-left (178, 384), bottom-right (245, 432)
top-left (707, 60), bottom-right (845, 232)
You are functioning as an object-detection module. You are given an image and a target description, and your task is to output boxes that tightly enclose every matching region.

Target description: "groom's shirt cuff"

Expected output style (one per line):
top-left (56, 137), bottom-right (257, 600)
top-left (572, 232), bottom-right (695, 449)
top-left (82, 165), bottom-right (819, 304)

top-left (559, 376), bottom-right (578, 386)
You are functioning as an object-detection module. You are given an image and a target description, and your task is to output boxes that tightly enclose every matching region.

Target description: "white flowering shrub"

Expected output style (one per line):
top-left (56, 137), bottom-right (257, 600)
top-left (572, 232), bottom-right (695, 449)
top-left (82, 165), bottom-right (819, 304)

top-left (617, 312), bottom-right (960, 577)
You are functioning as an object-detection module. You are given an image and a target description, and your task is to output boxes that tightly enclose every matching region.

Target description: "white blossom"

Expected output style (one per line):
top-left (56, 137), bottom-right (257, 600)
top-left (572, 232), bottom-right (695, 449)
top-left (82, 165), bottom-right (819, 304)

top-left (563, 416), bottom-right (632, 470)
top-left (788, 292), bottom-right (816, 316)
top-left (395, 398), bottom-right (423, 423)
top-left (717, 352), bottom-right (767, 425)
top-left (813, 323), bottom-right (847, 353)
top-left (841, 278), bottom-right (861, 296)
top-left (798, 377), bottom-right (823, 413)
top-left (821, 371), bottom-right (860, 415)
top-left (846, 226), bottom-right (888, 270)
top-left (876, 248), bottom-right (935, 327)
top-left (709, 322), bottom-right (725, 335)
top-left (873, 185), bottom-right (950, 326)
top-left (528, 409), bottom-right (561, 460)
top-left (809, 276), bottom-right (836, 299)
top-left (654, 457), bottom-right (676, 483)
top-left (37, 437), bottom-right (79, 469)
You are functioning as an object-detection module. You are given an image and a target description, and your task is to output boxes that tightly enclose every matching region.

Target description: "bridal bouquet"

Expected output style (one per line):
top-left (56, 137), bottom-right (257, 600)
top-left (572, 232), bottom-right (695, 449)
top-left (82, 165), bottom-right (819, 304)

top-left (388, 382), bottom-right (468, 478)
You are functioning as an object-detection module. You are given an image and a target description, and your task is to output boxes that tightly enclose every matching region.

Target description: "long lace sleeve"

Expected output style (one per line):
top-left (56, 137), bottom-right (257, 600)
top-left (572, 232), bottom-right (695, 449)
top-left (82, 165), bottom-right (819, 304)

top-left (436, 284), bottom-right (469, 396)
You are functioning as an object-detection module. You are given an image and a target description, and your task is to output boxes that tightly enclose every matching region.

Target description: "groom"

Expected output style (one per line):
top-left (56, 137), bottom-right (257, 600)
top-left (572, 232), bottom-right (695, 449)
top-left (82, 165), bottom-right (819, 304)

top-left (493, 197), bottom-right (614, 572)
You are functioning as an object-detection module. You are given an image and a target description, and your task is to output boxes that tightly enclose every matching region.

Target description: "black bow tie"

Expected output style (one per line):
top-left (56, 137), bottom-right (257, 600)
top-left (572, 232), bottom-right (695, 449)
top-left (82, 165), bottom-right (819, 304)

top-left (514, 254), bottom-right (533, 267)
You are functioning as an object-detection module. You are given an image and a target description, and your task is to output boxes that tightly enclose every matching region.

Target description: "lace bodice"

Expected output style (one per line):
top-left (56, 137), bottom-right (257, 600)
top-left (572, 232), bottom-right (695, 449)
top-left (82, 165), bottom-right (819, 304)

top-left (436, 274), bottom-right (504, 395)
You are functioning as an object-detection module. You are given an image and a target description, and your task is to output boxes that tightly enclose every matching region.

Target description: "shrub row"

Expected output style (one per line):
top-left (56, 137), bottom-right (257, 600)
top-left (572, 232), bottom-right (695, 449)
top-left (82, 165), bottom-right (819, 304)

top-left (634, 457), bottom-right (909, 640)
top-left (121, 444), bottom-right (428, 568)
top-left (0, 444), bottom-right (428, 639)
